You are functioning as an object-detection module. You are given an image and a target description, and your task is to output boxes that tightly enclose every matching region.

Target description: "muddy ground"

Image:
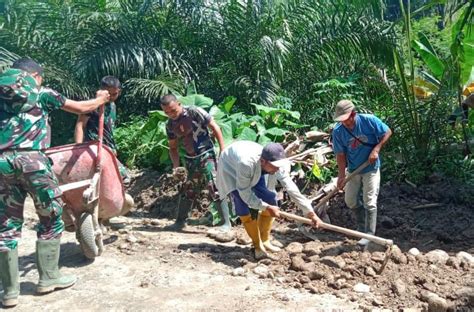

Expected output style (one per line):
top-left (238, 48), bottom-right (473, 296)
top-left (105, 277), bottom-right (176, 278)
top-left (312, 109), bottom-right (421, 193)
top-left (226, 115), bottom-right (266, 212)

top-left (127, 169), bottom-right (474, 311)
top-left (2, 169), bottom-right (473, 311)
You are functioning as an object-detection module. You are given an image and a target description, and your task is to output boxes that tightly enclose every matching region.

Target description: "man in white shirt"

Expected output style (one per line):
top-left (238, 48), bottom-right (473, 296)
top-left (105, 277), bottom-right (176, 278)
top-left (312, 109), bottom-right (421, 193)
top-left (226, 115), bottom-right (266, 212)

top-left (217, 141), bottom-right (321, 259)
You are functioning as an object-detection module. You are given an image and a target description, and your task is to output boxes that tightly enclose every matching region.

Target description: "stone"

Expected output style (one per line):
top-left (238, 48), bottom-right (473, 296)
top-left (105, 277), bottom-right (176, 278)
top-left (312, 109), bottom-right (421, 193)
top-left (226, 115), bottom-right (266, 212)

top-left (307, 270), bottom-right (325, 281)
top-left (322, 245), bottom-right (344, 256)
top-left (372, 297), bottom-right (383, 307)
top-left (365, 267), bottom-right (377, 277)
top-left (408, 248), bottom-right (421, 257)
top-left (420, 290), bottom-right (449, 312)
top-left (278, 294), bottom-right (290, 302)
top-left (253, 265), bottom-right (269, 278)
top-left (308, 285), bottom-right (321, 294)
top-left (415, 254), bottom-right (425, 262)
top-left (455, 287), bottom-right (474, 306)
top-left (428, 264), bottom-right (439, 271)
top-left (391, 245), bottom-right (408, 264)
top-left (259, 258), bottom-right (272, 266)
top-left (392, 279), bottom-right (407, 296)
top-left (406, 255), bottom-right (416, 263)
top-left (298, 275), bottom-right (311, 284)
top-left (212, 232), bottom-right (235, 243)
top-left (286, 242), bottom-right (304, 254)
top-left (333, 278), bottom-right (349, 290)
top-left (303, 241), bottom-right (321, 256)
top-left (353, 282), bottom-right (370, 293)
top-left (272, 240), bottom-right (284, 248)
top-left (371, 252), bottom-right (385, 263)
top-left (365, 242), bottom-right (387, 253)
top-left (422, 282), bottom-right (438, 293)
top-left (425, 250), bottom-right (449, 265)
top-left (325, 273), bottom-right (335, 283)
top-left (276, 277), bottom-right (286, 284)
top-left (456, 251), bottom-right (474, 265)
top-left (320, 256), bottom-right (346, 269)
top-left (343, 265), bottom-right (359, 275)
top-left (232, 268), bottom-right (245, 276)
top-left (126, 235), bottom-right (138, 243)
top-left (292, 256), bottom-right (315, 272)
top-left (308, 255), bottom-right (320, 262)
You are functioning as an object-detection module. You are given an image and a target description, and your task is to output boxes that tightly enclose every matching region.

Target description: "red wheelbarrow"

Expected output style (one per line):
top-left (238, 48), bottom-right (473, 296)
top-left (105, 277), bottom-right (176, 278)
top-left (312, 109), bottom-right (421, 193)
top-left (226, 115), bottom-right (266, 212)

top-left (45, 107), bottom-right (133, 259)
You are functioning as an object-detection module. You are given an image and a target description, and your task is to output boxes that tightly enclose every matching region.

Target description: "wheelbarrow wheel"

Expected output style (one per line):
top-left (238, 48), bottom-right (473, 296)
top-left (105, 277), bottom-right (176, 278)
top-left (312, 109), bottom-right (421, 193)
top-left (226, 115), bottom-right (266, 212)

top-left (77, 212), bottom-right (99, 259)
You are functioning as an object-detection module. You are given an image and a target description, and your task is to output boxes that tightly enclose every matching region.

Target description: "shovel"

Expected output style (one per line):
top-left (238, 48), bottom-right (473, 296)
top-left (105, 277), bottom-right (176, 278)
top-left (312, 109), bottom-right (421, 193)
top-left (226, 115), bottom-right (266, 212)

top-left (278, 211), bottom-right (393, 247)
top-left (312, 160), bottom-right (371, 211)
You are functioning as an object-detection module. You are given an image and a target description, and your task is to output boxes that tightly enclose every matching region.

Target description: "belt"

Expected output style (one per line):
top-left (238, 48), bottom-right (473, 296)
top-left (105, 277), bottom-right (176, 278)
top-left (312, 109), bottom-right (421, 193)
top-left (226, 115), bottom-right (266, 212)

top-left (184, 148), bottom-right (215, 159)
top-left (0, 149), bottom-right (41, 155)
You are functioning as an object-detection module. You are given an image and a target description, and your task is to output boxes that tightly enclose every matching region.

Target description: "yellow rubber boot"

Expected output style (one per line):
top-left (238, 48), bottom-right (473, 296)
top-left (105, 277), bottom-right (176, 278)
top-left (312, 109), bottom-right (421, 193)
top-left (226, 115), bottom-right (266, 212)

top-left (258, 210), bottom-right (281, 253)
top-left (240, 214), bottom-right (267, 260)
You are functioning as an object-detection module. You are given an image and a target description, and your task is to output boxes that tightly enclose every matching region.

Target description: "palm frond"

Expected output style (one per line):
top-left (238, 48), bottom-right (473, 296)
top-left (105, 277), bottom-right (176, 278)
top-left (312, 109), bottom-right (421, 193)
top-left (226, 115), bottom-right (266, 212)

top-left (0, 46), bottom-right (19, 71)
top-left (125, 75), bottom-right (185, 103)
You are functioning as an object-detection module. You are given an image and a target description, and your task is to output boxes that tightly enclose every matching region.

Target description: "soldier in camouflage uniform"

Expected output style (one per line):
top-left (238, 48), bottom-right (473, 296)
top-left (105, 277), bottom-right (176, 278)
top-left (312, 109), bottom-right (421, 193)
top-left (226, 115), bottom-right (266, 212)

top-left (0, 58), bottom-right (110, 307)
top-left (160, 94), bottom-right (232, 233)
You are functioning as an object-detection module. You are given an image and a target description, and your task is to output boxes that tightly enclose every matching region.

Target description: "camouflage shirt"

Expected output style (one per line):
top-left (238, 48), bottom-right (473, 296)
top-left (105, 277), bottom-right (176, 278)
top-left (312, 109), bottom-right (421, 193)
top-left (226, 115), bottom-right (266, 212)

top-left (84, 102), bottom-right (117, 152)
top-left (0, 71), bottom-right (66, 151)
top-left (166, 106), bottom-right (214, 156)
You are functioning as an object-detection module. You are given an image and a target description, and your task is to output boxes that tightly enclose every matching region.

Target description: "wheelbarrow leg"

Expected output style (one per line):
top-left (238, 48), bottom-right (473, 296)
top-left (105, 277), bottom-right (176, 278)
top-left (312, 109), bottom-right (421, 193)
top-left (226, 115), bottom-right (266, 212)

top-left (91, 198), bottom-right (104, 255)
top-left (79, 172), bottom-right (104, 258)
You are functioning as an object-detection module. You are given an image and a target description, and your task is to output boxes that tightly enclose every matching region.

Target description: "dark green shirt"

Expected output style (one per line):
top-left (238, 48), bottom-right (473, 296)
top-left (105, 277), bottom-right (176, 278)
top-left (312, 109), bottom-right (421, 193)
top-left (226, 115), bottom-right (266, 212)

top-left (84, 102), bottom-right (117, 153)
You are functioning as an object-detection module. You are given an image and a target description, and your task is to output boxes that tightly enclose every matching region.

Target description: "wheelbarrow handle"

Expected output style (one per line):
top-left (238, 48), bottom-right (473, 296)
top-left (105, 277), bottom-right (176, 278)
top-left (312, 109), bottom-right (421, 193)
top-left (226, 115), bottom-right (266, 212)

top-left (278, 211), bottom-right (393, 247)
top-left (314, 160), bottom-right (371, 209)
top-left (96, 104), bottom-right (105, 169)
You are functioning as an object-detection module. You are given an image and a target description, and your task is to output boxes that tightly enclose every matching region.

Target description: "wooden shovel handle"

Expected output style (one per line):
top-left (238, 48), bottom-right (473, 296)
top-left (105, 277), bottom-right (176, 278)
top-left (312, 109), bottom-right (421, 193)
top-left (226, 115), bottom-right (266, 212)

top-left (314, 160), bottom-right (370, 209)
top-left (279, 211), bottom-right (393, 247)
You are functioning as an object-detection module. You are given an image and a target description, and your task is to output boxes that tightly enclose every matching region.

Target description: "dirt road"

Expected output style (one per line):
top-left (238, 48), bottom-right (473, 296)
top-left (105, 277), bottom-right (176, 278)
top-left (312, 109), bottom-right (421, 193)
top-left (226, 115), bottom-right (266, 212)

top-left (6, 198), bottom-right (355, 311)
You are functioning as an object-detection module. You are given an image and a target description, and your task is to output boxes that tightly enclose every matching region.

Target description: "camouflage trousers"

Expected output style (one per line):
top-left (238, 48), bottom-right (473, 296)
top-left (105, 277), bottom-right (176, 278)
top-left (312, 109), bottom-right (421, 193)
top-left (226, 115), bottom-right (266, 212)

top-left (0, 150), bottom-right (64, 251)
top-left (184, 151), bottom-right (224, 225)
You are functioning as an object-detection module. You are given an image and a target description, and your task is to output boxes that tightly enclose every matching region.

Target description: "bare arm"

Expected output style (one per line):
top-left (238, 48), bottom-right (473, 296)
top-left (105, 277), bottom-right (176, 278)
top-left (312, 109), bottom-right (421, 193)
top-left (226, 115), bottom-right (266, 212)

top-left (368, 128), bottom-right (392, 164)
top-left (336, 153), bottom-right (347, 190)
top-left (208, 119), bottom-right (225, 155)
top-left (61, 90), bottom-right (110, 114)
top-left (74, 115), bottom-right (89, 143)
top-left (168, 139), bottom-right (180, 168)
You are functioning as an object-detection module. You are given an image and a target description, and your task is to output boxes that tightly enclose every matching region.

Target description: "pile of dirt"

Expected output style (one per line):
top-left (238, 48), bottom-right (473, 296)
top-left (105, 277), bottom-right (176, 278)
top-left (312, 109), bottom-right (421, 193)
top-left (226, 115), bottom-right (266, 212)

top-left (325, 178), bottom-right (474, 252)
top-left (123, 169), bottom-right (473, 310)
top-left (127, 168), bottom-right (214, 221)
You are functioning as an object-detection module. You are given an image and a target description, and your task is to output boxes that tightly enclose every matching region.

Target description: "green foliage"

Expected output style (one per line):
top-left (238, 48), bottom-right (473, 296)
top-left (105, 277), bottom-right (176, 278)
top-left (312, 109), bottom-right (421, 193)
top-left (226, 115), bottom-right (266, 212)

top-left (115, 93), bottom-right (303, 169)
top-left (0, 0), bottom-right (473, 184)
top-left (210, 96), bottom-right (303, 147)
top-left (388, 0), bottom-right (474, 181)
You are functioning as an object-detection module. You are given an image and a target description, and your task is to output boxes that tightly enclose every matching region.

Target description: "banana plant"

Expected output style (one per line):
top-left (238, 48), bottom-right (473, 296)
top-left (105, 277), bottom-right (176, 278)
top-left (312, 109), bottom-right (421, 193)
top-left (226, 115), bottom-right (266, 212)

top-left (393, 0), bottom-right (474, 171)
